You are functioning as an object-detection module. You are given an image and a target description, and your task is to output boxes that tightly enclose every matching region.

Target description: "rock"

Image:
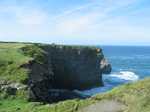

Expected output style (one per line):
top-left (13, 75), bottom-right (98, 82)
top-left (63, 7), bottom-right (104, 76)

top-left (5, 87), bottom-right (17, 95)
top-left (28, 80), bottom-right (53, 102)
top-left (0, 80), bottom-right (8, 85)
top-left (1, 83), bottom-right (27, 90)
top-left (100, 59), bottom-right (112, 74)
top-left (44, 45), bottom-right (111, 90)
top-left (22, 56), bottom-right (54, 102)
top-left (29, 84), bottom-right (88, 103)
top-left (24, 44), bottom-right (111, 103)
top-left (48, 89), bottom-right (88, 102)
top-left (0, 83), bottom-right (27, 95)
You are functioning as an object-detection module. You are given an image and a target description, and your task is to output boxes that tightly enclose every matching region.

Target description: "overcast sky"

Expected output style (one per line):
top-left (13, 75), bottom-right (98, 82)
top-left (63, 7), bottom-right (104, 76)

top-left (0, 0), bottom-right (150, 45)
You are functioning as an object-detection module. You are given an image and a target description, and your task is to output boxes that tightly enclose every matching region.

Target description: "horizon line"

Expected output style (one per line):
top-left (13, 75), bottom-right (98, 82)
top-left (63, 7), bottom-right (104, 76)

top-left (0, 40), bottom-right (150, 47)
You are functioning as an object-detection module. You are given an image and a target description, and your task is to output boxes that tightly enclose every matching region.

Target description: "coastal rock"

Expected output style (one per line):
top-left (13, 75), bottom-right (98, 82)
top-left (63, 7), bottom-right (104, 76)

top-left (24, 59), bottom-right (54, 102)
top-left (44, 45), bottom-right (111, 90)
top-left (22, 44), bottom-right (111, 102)
top-left (100, 59), bottom-right (112, 74)
top-left (29, 81), bottom-right (87, 103)
top-left (47, 89), bottom-right (88, 102)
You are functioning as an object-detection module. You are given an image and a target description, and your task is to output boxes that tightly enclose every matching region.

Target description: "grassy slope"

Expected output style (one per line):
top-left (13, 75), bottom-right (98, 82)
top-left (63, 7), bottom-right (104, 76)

top-left (0, 43), bottom-right (31, 83)
top-left (93, 78), bottom-right (150, 112)
top-left (0, 42), bottom-right (150, 112)
top-left (0, 43), bottom-right (46, 83)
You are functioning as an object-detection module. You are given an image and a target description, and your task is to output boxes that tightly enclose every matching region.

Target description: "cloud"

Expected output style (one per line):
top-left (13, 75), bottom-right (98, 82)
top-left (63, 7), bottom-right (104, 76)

top-left (50, 0), bottom-right (141, 35)
top-left (0, 0), bottom-right (150, 45)
top-left (17, 10), bottom-right (48, 25)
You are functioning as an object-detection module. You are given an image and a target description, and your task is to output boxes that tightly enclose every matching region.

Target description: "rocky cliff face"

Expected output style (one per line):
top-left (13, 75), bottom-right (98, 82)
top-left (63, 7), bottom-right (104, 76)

top-left (44, 45), bottom-right (111, 90)
top-left (0, 43), bottom-right (111, 103)
top-left (27, 44), bottom-right (111, 102)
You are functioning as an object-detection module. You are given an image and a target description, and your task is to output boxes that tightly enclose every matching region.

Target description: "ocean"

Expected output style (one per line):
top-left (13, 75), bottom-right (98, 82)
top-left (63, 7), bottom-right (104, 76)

top-left (82, 46), bottom-right (150, 95)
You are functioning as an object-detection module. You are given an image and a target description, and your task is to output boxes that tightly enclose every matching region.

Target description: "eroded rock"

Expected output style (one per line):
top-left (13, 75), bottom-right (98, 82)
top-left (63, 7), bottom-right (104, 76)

top-left (23, 44), bottom-right (111, 103)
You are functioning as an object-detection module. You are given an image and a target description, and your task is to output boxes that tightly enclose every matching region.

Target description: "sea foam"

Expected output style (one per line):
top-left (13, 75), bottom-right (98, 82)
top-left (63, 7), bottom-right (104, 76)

top-left (81, 71), bottom-right (139, 96)
top-left (109, 71), bottom-right (139, 81)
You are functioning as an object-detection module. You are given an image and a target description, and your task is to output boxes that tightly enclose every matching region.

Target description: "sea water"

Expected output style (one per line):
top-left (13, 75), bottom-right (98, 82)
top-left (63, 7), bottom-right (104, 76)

top-left (82, 46), bottom-right (150, 95)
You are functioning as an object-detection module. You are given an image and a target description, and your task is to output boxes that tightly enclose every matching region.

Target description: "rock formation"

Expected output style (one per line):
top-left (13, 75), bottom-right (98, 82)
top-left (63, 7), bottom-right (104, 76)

top-left (44, 45), bottom-right (111, 90)
top-left (0, 43), bottom-right (111, 103)
top-left (27, 44), bottom-right (111, 102)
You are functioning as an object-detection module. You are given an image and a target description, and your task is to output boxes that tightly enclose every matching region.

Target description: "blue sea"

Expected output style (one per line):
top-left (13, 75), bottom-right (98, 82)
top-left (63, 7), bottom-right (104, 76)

top-left (82, 46), bottom-right (150, 95)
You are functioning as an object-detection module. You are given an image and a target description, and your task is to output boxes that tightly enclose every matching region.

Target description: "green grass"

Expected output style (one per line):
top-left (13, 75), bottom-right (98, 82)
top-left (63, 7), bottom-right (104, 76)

top-left (0, 96), bottom-right (95, 112)
top-left (91, 78), bottom-right (150, 112)
top-left (21, 44), bottom-right (47, 64)
top-left (0, 43), bottom-right (46, 84)
top-left (0, 43), bottom-right (32, 83)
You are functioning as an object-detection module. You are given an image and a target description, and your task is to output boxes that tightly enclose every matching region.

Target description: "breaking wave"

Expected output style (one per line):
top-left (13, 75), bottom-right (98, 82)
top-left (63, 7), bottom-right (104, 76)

top-left (109, 71), bottom-right (139, 81)
top-left (81, 71), bottom-right (139, 96)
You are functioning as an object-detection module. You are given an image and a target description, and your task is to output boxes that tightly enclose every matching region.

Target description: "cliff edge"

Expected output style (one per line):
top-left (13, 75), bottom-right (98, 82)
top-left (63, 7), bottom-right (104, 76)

top-left (0, 42), bottom-right (111, 103)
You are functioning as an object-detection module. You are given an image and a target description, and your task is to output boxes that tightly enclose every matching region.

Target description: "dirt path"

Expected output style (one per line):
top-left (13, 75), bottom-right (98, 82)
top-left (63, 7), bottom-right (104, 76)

top-left (78, 100), bottom-right (126, 112)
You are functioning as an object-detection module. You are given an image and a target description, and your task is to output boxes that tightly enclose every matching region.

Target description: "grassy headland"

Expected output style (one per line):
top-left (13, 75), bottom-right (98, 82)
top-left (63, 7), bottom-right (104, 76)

top-left (0, 42), bottom-right (150, 112)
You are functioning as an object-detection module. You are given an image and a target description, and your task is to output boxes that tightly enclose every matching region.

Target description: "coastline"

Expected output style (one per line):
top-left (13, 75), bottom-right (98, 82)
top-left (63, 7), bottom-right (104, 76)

top-left (0, 42), bottom-right (150, 112)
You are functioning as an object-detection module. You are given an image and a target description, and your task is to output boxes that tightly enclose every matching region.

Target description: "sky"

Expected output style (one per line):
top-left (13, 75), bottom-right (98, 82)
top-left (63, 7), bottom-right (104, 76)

top-left (0, 0), bottom-right (150, 45)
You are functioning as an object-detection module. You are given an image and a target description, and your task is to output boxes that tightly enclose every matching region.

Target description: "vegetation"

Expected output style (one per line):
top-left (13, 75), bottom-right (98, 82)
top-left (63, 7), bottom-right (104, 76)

top-left (0, 43), bottom-right (46, 84)
top-left (91, 78), bottom-right (150, 112)
top-left (21, 44), bottom-right (47, 64)
top-left (1, 77), bottom-right (150, 112)
top-left (0, 42), bottom-right (47, 103)
top-left (0, 43), bottom-right (31, 83)
top-left (0, 42), bottom-right (150, 112)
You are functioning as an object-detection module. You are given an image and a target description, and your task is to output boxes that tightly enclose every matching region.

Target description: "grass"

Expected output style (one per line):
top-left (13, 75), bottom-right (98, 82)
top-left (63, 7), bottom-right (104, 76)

top-left (0, 96), bottom-right (95, 112)
top-left (0, 43), bottom-right (46, 84)
top-left (0, 43), bottom-right (31, 83)
top-left (91, 78), bottom-right (150, 112)
top-left (21, 44), bottom-right (47, 64)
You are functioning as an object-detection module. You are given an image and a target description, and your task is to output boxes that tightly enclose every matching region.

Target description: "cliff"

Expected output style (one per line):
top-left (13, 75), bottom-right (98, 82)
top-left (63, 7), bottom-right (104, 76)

top-left (26, 44), bottom-right (111, 102)
top-left (1, 42), bottom-right (150, 112)
top-left (43, 44), bottom-right (111, 90)
top-left (0, 42), bottom-right (111, 103)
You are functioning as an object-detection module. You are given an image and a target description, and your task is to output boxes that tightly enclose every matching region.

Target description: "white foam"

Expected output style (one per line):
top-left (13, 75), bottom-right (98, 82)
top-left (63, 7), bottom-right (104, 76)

top-left (81, 71), bottom-right (139, 96)
top-left (110, 71), bottom-right (139, 81)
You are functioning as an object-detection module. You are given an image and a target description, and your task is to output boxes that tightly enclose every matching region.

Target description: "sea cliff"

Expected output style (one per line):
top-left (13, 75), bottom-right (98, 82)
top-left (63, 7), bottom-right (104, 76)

top-left (0, 42), bottom-right (150, 112)
top-left (0, 42), bottom-right (111, 103)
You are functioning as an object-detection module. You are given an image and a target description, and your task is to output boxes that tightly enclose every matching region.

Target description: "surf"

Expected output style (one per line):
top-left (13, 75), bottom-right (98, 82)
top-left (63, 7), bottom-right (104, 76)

top-left (81, 71), bottom-right (139, 96)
